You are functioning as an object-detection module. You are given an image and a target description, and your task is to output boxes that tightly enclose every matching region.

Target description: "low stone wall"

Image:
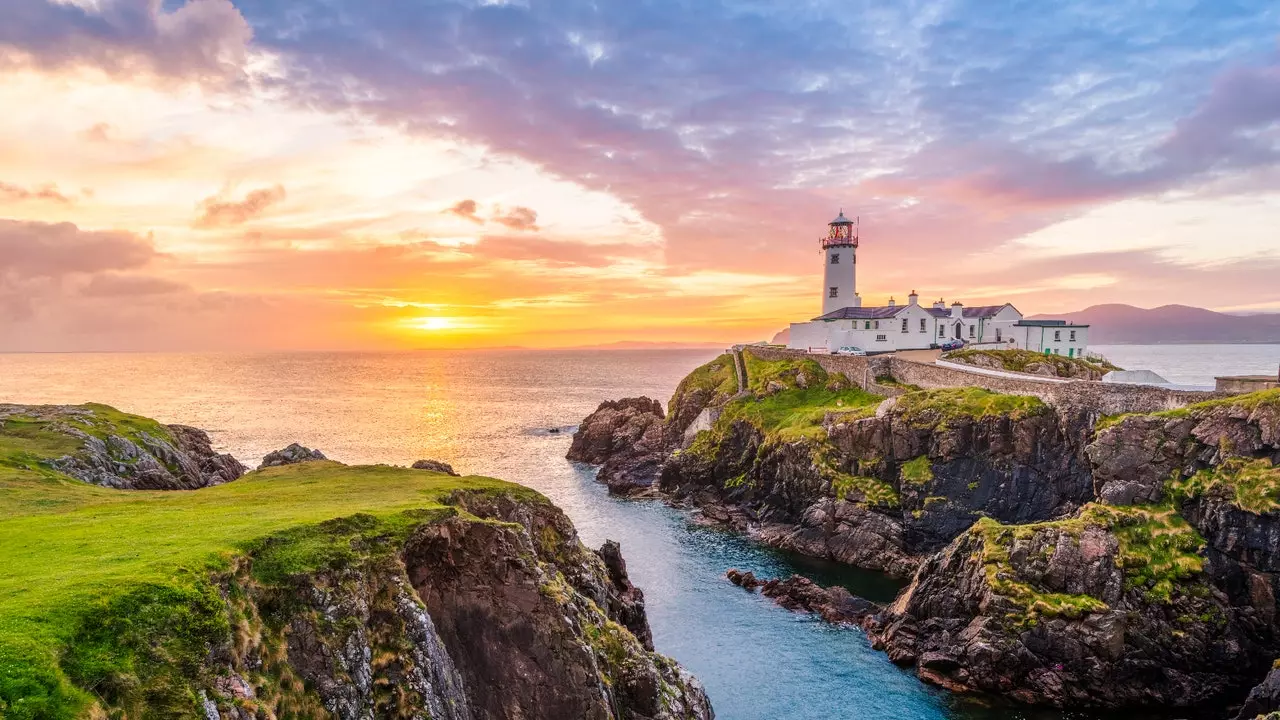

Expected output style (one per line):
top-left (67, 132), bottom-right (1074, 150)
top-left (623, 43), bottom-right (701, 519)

top-left (743, 346), bottom-right (1229, 415)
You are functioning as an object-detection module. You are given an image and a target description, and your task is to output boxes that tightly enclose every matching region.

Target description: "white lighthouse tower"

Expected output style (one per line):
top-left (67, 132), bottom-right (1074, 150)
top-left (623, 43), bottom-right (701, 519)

top-left (820, 210), bottom-right (859, 315)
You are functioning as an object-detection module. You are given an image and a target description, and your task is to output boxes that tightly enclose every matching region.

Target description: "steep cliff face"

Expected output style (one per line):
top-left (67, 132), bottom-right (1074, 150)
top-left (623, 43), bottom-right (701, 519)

top-left (1, 403), bottom-right (244, 489)
top-left (655, 371), bottom-right (1093, 577)
top-left (1, 406), bottom-right (712, 720)
top-left (567, 397), bottom-right (668, 494)
top-left (869, 390), bottom-right (1280, 711)
top-left (189, 492), bottom-right (712, 720)
top-left (868, 505), bottom-right (1273, 710)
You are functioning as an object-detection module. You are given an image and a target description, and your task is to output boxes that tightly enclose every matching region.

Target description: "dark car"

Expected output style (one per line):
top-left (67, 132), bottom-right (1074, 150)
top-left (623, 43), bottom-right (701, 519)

top-left (939, 338), bottom-right (966, 351)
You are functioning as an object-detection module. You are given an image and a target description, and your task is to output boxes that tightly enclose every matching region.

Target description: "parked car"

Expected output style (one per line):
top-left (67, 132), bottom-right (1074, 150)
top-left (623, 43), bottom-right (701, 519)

top-left (832, 346), bottom-right (867, 356)
top-left (939, 338), bottom-right (966, 351)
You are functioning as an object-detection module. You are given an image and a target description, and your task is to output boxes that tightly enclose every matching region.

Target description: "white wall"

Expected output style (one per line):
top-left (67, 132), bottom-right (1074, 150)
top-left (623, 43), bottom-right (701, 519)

top-left (821, 245), bottom-right (857, 315)
top-left (1013, 325), bottom-right (1090, 358)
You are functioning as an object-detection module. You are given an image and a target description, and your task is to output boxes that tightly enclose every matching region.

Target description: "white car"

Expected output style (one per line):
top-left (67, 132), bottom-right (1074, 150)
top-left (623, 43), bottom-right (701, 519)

top-left (832, 346), bottom-right (867, 356)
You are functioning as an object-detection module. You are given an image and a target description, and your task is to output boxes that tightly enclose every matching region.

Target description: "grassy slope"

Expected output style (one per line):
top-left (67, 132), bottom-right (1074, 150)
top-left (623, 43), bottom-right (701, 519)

top-left (945, 348), bottom-right (1121, 377)
top-left (0, 406), bottom-right (539, 718)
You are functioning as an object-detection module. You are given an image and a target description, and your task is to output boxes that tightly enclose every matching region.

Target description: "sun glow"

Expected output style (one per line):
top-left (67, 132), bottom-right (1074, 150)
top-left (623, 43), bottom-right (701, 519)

top-left (409, 317), bottom-right (454, 331)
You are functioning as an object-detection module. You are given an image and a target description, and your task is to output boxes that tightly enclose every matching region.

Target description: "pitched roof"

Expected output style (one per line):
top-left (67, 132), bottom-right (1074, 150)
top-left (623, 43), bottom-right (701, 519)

top-left (925, 303), bottom-right (1017, 319)
top-left (813, 305), bottom-right (904, 321)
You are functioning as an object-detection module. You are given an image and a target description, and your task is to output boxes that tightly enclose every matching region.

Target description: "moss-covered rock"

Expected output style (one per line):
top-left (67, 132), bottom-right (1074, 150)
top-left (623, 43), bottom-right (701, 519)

top-left (943, 348), bottom-right (1121, 380)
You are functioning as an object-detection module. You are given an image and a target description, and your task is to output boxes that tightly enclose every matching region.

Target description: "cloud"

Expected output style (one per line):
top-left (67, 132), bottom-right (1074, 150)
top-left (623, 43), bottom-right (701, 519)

top-left (492, 206), bottom-right (539, 231)
top-left (81, 273), bottom-right (189, 297)
top-left (0, 0), bottom-right (252, 83)
top-left (444, 199), bottom-right (483, 223)
top-left (195, 184), bottom-right (286, 227)
top-left (0, 181), bottom-right (73, 204)
top-left (0, 219), bottom-right (155, 277)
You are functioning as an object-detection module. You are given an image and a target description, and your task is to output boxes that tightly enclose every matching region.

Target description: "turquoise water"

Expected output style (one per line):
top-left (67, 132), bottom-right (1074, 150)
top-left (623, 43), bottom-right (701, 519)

top-left (0, 347), bottom-right (1252, 719)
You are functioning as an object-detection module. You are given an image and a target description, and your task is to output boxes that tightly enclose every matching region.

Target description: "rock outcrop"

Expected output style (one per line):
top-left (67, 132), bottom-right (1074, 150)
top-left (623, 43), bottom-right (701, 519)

top-left (728, 570), bottom-right (878, 625)
top-left (568, 397), bottom-right (668, 494)
top-left (258, 443), bottom-right (327, 469)
top-left (0, 403), bottom-right (245, 490)
top-left (411, 458), bottom-right (460, 476)
top-left (1237, 665), bottom-right (1280, 719)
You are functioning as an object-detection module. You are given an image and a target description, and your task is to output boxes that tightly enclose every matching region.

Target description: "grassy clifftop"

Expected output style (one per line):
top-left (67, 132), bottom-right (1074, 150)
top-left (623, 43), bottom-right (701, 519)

top-left (0, 415), bottom-right (539, 718)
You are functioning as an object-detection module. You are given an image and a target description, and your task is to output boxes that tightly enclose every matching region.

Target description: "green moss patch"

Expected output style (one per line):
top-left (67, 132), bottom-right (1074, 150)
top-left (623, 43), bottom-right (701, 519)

top-left (829, 472), bottom-right (899, 509)
top-left (0, 451), bottom-right (539, 718)
top-left (900, 456), bottom-right (933, 485)
top-left (972, 503), bottom-right (1205, 620)
top-left (1170, 457), bottom-right (1280, 514)
top-left (895, 387), bottom-right (1047, 429)
top-left (1081, 504), bottom-right (1204, 603)
top-left (944, 348), bottom-right (1120, 378)
top-left (1098, 389), bottom-right (1280, 433)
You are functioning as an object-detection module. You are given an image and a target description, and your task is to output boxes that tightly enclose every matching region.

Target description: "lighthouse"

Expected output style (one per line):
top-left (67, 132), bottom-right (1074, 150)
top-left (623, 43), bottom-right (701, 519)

top-left (820, 210), bottom-right (859, 315)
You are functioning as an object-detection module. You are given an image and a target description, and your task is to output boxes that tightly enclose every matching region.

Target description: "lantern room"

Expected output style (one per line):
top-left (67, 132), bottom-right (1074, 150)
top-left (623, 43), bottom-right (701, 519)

top-left (822, 210), bottom-right (858, 249)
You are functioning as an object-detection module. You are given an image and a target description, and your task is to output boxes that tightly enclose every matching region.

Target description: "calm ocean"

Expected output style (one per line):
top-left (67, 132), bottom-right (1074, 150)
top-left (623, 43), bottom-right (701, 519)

top-left (3, 344), bottom-right (1276, 719)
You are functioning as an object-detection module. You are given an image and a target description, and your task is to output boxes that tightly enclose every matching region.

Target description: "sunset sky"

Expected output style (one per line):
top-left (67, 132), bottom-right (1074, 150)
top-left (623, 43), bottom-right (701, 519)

top-left (2, 0), bottom-right (1279, 351)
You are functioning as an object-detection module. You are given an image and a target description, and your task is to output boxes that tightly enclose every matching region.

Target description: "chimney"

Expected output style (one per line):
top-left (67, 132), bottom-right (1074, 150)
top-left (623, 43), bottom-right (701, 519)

top-left (887, 296), bottom-right (896, 308)
top-left (908, 290), bottom-right (919, 306)
top-left (933, 298), bottom-right (946, 310)
top-left (951, 301), bottom-right (963, 319)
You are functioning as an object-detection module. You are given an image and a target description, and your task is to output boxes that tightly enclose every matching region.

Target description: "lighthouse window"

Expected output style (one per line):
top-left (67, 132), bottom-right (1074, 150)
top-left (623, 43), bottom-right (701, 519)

top-left (831, 254), bottom-right (840, 264)
top-left (920, 319), bottom-right (926, 333)
top-left (901, 319), bottom-right (908, 333)
top-left (829, 287), bottom-right (838, 298)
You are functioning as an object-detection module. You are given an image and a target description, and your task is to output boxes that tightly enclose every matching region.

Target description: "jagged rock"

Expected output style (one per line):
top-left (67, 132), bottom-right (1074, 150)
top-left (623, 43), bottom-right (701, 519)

top-left (259, 443), bottom-right (327, 469)
top-left (168, 424), bottom-right (247, 484)
top-left (411, 459), bottom-right (459, 476)
top-left (597, 539), bottom-right (654, 650)
top-left (1237, 665), bottom-right (1280, 719)
top-left (758, 574), bottom-right (879, 625)
top-left (0, 403), bottom-right (244, 490)
top-left (725, 569), bottom-right (760, 590)
top-left (567, 397), bottom-right (667, 495)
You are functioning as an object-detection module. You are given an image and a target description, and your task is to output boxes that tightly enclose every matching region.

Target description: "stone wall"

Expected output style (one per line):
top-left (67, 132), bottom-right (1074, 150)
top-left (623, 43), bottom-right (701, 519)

top-left (743, 346), bottom-right (1229, 415)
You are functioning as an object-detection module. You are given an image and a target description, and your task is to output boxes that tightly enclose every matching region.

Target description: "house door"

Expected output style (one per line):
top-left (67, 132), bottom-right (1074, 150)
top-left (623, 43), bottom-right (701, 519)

top-left (954, 322), bottom-right (963, 338)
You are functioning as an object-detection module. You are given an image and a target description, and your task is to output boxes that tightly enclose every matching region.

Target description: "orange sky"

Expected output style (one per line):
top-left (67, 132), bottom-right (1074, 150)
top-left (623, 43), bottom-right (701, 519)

top-left (2, 1), bottom-right (1279, 351)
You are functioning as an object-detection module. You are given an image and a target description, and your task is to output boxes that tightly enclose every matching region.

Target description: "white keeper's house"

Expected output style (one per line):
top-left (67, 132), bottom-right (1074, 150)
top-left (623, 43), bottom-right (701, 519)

top-left (786, 211), bottom-right (1091, 357)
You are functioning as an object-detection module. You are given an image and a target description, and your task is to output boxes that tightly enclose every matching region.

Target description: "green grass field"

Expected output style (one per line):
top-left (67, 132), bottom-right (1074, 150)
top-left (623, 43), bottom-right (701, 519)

top-left (0, 405), bottom-right (540, 718)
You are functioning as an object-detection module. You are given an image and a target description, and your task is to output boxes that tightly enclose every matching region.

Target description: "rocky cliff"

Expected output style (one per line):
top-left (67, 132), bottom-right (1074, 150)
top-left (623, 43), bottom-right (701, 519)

top-left (1, 402), bottom-right (245, 489)
top-left (569, 349), bottom-right (1280, 714)
top-left (1, 404), bottom-right (712, 720)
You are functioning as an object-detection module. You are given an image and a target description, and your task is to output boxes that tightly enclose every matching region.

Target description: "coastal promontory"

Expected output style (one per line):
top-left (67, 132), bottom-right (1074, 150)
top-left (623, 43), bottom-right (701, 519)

top-left (570, 348), bottom-right (1280, 715)
top-left (0, 403), bottom-right (713, 720)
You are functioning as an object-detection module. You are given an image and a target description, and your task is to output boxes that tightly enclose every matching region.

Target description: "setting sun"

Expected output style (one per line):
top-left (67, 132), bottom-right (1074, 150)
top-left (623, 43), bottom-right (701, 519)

top-left (408, 317), bottom-right (454, 332)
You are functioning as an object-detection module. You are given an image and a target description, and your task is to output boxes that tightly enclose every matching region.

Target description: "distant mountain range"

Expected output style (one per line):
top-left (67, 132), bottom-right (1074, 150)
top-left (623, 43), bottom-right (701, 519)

top-left (1030, 304), bottom-right (1280, 345)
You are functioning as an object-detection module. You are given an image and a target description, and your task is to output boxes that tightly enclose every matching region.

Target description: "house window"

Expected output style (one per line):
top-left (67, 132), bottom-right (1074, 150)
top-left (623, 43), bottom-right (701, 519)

top-left (1054, 330), bottom-right (1061, 341)
top-left (996, 329), bottom-right (1002, 341)
top-left (864, 321), bottom-right (871, 330)
top-left (876, 334), bottom-right (887, 342)
top-left (920, 318), bottom-right (926, 333)
top-left (969, 325), bottom-right (975, 338)
top-left (830, 254), bottom-right (840, 264)
top-left (829, 287), bottom-right (838, 298)
top-left (1070, 330), bottom-right (1076, 341)
top-left (938, 325), bottom-right (945, 337)
top-left (901, 318), bottom-right (908, 333)
top-left (874, 320), bottom-right (880, 329)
